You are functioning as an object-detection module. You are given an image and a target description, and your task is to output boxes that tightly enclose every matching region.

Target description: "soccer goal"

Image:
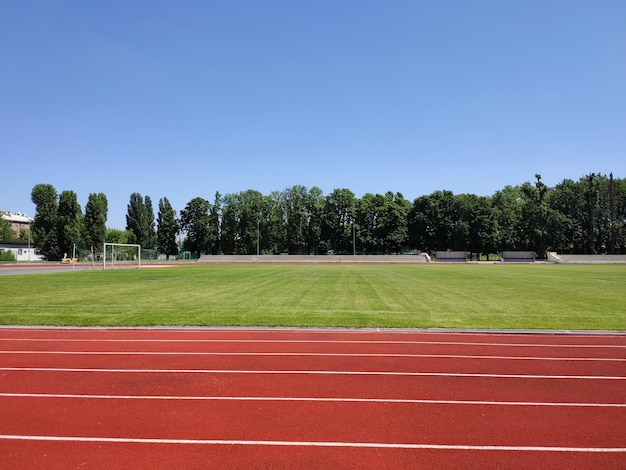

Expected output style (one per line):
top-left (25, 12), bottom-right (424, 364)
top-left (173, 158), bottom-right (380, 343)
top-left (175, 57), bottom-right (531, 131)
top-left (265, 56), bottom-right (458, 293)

top-left (103, 243), bottom-right (141, 269)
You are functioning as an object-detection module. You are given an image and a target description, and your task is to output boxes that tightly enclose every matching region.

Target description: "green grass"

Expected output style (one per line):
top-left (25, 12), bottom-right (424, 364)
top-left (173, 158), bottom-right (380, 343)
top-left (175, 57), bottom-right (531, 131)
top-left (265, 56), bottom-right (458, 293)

top-left (0, 264), bottom-right (625, 330)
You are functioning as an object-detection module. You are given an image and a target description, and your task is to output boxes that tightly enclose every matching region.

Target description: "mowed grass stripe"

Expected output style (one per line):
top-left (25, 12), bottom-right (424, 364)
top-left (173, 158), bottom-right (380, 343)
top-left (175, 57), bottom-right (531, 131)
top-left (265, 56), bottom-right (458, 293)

top-left (0, 264), bottom-right (624, 329)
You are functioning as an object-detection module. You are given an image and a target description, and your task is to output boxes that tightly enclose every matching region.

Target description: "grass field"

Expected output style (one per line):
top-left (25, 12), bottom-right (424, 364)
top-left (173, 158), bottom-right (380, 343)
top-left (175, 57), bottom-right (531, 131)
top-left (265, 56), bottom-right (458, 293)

top-left (0, 264), bottom-right (625, 330)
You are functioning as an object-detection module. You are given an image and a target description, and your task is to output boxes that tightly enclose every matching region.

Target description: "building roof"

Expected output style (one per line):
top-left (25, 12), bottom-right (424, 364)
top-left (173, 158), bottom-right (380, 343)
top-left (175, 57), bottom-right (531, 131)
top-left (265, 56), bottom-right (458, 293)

top-left (1, 211), bottom-right (33, 224)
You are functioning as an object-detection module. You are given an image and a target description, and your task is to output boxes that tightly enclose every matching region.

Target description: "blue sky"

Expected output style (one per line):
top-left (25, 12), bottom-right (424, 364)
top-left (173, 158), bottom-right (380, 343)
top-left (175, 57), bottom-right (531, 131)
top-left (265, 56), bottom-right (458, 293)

top-left (2, 0), bottom-right (625, 229)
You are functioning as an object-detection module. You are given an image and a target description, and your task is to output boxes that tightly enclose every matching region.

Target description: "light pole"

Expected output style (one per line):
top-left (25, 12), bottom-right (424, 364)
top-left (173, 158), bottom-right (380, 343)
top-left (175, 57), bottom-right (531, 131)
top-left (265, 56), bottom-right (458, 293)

top-left (27, 217), bottom-right (31, 262)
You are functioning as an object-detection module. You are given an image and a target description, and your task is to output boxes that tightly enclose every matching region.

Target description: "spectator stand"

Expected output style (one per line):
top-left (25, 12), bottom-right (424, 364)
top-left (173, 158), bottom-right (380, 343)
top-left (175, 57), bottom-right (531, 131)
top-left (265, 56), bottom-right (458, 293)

top-left (434, 251), bottom-right (468, 263)
top-left (501, 251), bottom-right (536, 262)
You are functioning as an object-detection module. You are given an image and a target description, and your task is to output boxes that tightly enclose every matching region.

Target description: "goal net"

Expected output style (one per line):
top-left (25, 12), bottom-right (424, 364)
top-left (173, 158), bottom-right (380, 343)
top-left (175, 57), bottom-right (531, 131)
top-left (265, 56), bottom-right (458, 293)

top-left (103, 243), bottom-right (141, 269)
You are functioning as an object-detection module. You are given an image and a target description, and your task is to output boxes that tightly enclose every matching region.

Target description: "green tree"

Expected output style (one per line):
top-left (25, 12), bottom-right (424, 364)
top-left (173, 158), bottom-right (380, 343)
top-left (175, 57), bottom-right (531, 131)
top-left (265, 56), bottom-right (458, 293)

top-left (304, 186), bottom-right (325, 254)
top-left (456, 194), bottom-right (498, 258)
top-left (408, 190), bottom-right (458, 253)
top-left (126, 193), bottom-right (154, 248)
top-left (179, 197), bottom-right (212, 258)
top-left (281, 185), bottom-right (306, 255)
top-left (220, 190), bottom-right (266, 254)
top-left (548, 179), bottom-right (585, 253)
top-left (356, 193), bottom-right (383, 253)
top-left (322, 188), bottom-right (356, 254)
top-left (583, 174), bottom-right (601, 254)
top-left (609, 175), bottom-right (626, 254)
top-left (105, 228), bottom-right (130, 244)
top-left (31, 184), bottom-right (60, 260)
top-left (271, 185), bottom-right (326, 255)
top-left (547, 173), bottom-right (623, 255)
top-left (145, 195), bottom-right (157, 248)
top-left (84, 193), bottom-right (108, 252)
top-left (380, 192), bottom-right (411, 254)
top-left (264, 191), bottom-right (288, 254)
top-left (0, 215), bottom-right (16, 242)
top-left (357, 192), bottom-right (410, 254)
top-left (156, 197), bottom-right (178, 256)
top-left (57, 190), bottom-right (83, 258)
top-left (491, 185), bottom-right (523, 251)
top-left (581, 173), bottom-right (623, 255)
top-left (208, 192), bottom-right (222, 255)
top-left (516, 174), bottom-right (558, 258)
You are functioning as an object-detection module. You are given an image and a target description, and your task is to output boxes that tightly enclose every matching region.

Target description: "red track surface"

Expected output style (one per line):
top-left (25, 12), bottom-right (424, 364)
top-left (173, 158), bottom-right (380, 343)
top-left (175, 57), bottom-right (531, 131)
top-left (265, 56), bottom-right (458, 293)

top-left (0, 328), bottom-right (624, 469)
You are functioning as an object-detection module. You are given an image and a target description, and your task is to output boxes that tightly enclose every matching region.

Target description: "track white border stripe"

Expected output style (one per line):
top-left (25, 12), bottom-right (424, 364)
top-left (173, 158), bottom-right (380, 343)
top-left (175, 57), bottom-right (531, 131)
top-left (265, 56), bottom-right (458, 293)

top-left (2, 350), bottom-right (623, 361)
top-left (1, 338), bottom-right (625, 348)
top-left (1, 327), bottom-right (624, 340)
top-left (1, 367), bottom-right (624, 379)
top-left (0, 434), bottom-right (624, 452)
top-left (1, 392), bottom-right (624, 407)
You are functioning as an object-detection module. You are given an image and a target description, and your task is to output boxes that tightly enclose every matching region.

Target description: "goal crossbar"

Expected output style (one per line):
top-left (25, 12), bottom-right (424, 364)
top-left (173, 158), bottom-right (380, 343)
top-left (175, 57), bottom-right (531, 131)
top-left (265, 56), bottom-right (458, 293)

top-left (103, 243), bottom-right (141, 270)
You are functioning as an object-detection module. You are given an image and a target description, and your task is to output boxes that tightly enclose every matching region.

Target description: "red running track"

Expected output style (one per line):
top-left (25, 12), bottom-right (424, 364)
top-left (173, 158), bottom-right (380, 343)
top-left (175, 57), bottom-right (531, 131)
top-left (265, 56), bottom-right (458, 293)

top-left (0, 328), bottom-right (624, 469)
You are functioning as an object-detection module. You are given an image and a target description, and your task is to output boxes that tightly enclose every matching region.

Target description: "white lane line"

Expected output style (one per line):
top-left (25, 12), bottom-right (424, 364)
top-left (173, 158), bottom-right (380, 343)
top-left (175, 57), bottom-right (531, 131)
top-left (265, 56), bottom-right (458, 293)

top-left (1, 338), bottom-right (625, 348)
top-left (0, 327), bottom-right (623, 339)
top-left (1, 350), bottom-right (623, 361)
top-left (1, 392), bottom-right (624, 408)
top-left (1, 367), bottom-right (624, 380)
top-left (0, 435), bottom-right (625, 452)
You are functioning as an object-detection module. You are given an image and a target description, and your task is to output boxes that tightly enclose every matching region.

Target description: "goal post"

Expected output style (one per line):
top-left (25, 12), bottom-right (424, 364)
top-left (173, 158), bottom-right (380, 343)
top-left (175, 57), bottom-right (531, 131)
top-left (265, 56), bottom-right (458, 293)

top-left (103, 243), bottom-right (141, 270)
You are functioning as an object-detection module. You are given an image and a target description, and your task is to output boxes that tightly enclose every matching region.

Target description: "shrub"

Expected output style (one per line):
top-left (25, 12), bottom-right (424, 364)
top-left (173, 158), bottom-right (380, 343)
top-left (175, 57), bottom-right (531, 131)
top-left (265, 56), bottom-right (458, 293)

top-left (0, 250), bottom-right (16, 261)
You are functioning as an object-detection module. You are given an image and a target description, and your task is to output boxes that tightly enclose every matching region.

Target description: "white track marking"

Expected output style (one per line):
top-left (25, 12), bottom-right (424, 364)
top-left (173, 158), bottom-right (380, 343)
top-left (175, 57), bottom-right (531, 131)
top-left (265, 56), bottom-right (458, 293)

top-left (1, 367), bottom-right (624, 379)
top-left (1, 337), bottom-right (625, 348)
top-left (0, 327), bottom-right (623, 339)
top-left (0, 434), bottom-right (624, 452)
top-left (1, 392), bottom-right (624, 408)
top-left (1, 350), bottom-right (623, 361)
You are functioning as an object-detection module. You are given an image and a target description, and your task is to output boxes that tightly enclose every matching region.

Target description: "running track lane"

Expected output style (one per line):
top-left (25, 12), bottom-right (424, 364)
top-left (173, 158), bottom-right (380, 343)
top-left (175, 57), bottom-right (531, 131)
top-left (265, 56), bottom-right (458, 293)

top-left (0, 328), bottom-right (625, 469)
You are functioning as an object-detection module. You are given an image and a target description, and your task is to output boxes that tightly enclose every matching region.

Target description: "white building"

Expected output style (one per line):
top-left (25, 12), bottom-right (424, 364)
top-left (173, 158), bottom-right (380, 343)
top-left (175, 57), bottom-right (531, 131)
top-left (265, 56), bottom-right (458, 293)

top-left (0, 242), bottom-right (41, 262)
top-left (0, 211), bottom-right (42, 261)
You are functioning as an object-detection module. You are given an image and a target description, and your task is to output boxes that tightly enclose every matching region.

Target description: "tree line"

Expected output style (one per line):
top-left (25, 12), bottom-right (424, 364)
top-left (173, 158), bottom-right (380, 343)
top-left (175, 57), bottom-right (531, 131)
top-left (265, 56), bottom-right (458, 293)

top-left (24, 172), bottom-right (626, 261)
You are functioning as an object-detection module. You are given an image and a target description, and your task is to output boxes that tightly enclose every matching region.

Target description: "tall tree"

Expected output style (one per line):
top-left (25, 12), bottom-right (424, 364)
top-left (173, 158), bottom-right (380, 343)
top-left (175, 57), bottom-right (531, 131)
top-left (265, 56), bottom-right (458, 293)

top-left (380, 192), bottom-right (411, 254)
top-left (548, 179), bottom-right (585, 253)
top-left (408, 190), bottom-right (458, 253)
top-left (208, 192), bottom-right (222, 255)
top-left (156, 197), bottom-right (178, 256)
top-left (356, 193), bottom-right (383, 253)
top-left (610, 176), bottom-right (626, 253)
top-left (179, 197), bottom-right (212, 258)
top-left (220, 190), bottom-right (265, 254)
top-left (608, 173), bottom-right (617, 254)
top-left (84, 193), bottom-right (108, 252)
top-left (456, 194), bottom-right (498, 258)
top-left (304, 186), bottom-right (325, 254)
top-left (57, 190), bottom-right (83, 258)
top-left (144, 195), bottom-right (157, 248)
top-left (0, 215), bottom-right (16, 242)
top-left (322, 188), bottom-right (356, 254)
top-left (31, 184), bottom-right (60, 260)
top-left (264, 191), bottom-right (287, 254)
top-left (491, 185), bottom-right (523, 251)
top-left (281, 185), bottom-right (309, 255)
top-left (126, 193), bottom-right (154, 247)
top-left (518, 175), bottom-right (551, 257)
